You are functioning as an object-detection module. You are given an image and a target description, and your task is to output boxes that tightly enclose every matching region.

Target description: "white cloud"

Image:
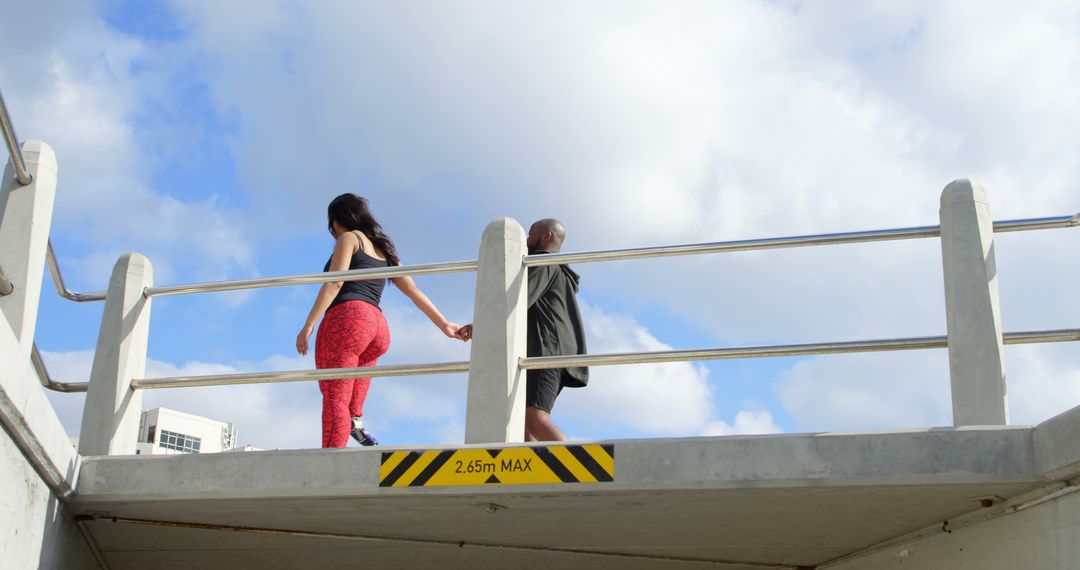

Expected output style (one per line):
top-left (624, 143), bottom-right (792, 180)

top-left (557, 303), bottom-right (782, 437)
top-left (701, 410), bottom-right (782, 437)
top-left (41, 349), bottom-right (320, 450)
top-left (41, 300), bottom-right (781, 449)
top-left (773, 342), bottom-right (1080, 433)
top-left (566, 304), bottom-right (713, 434)
top-left (153, 0), bottom-right (1080, 347)
top-left (774, 350), bottom-right (952, 433)
top-left (0, 0), bottom-right (255, 291)
top-left (433, 420), bottom-right (466, 446)
top-left (39, 300), bottom-right (476, 450)
top-left (21, 0), bottom-right (1080, 443)
top-left (1006, 344), bottom-right (1080, 426)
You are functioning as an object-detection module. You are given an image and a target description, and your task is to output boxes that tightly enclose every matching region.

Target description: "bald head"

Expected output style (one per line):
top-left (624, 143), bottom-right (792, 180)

top-left (527, 218), bottom-right (566, 253)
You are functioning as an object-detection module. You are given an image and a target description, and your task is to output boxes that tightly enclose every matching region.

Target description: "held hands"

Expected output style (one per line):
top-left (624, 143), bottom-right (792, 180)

top-left (455, 324), bottom-right (473, 342)
top-left (441, 321), bottom-right (465, 341)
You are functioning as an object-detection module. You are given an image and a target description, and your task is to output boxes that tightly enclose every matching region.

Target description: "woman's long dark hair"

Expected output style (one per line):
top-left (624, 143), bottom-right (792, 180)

top-left (327, 194), bottom-right (400, 266)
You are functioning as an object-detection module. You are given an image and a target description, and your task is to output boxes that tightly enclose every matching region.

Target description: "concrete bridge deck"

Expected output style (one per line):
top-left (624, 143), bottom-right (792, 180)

top-left (70, 406), bottom-right (1080, 569)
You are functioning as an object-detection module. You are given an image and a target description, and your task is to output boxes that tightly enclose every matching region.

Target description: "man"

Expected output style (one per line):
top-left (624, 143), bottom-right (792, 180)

top-left (457, 218), bottom-right (588, 441)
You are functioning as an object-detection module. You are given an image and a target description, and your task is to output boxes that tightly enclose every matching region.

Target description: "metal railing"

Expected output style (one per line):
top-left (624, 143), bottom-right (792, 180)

top-left (6, 80), bottom-right (1077, 437)
top-left (34, 211), bottom-right (1080, 305)
top-left (2, 89), bottom-right (102, 302)
top-left (3, 92), bottom-right (100, 391)
top-left (124, 328), bottom-right (1080, 391)
top-left (521, 329), bottom-right (1080, 370)
top-left (524, 213), bottom-right (1080, 268)
top-left (5, 79), bottom-right (1076, 448)
top-left (31, 344), bottom-right (87, 393)
top-left (46, 241), bottom-right (106, 302)
top-left (1, 87), bottom-right (31, 185)
top-left (134, 360), bottom-right (471, 390)
top-left (144, 259), bottom-right (480, 298)
top-left (29, 210), bottom-right (1080, 393)
top-left (1, 88), bottom-right (28, 297)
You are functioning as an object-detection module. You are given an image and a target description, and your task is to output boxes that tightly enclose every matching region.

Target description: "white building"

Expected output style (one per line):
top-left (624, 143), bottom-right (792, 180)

top-left (135, 407), bottom-right (238, 455)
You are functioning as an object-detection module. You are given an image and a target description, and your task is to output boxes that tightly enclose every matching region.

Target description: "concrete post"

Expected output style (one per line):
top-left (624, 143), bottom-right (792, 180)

top-left (79, 253), bottom-right (153, 456)
top-left (939, 179), bottom-right (1008, 426)
top-left (465, 218), bottom-right (528, 444)
top-left (0, 141), bottom-right (58, 358)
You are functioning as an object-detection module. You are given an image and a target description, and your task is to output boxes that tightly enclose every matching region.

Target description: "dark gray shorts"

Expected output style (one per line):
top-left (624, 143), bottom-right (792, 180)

top-left (526, 368), bottom-right (564, 413)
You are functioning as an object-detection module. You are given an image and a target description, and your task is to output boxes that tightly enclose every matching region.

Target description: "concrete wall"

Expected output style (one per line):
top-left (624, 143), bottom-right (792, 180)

top-left (1, 140), bottom-right (97, 567)
top-left (1, 309), bottom-right (97, 569)
top-left (831, 487), bottom-right (1080, 570)
top-left (1, 428), bottom-right (97, 570)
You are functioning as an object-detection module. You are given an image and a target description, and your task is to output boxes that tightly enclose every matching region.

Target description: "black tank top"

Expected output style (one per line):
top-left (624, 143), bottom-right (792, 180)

top-left (324, 240), bottom-right (389, 310)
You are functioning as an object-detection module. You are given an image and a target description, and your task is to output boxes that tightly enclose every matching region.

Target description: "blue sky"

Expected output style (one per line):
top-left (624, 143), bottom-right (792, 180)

top-left (4, 0), bottom-right (1080, 450)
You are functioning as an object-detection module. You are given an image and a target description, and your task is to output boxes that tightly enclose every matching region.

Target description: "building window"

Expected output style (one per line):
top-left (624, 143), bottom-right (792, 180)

top-left (158, 430), bottom-right (202, 454)
top-left (147, 425), bottom-right (156, 444)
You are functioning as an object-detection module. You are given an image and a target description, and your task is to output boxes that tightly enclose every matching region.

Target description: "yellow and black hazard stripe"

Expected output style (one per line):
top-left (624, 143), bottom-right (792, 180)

top-left (379, 444), bottom-right (615, 487)
top-left (380, 449), bottom-right (456, 487)
top-left (531, 445), bottom-right (613, 483)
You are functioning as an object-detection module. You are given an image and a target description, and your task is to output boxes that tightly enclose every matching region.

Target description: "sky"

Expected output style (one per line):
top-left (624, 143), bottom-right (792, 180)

top-left (3, 0), bottom-right (1079, 451)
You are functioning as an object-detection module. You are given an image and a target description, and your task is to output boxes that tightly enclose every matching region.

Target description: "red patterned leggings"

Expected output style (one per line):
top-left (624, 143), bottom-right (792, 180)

top-left (315, 301), bottom-right (391, 448)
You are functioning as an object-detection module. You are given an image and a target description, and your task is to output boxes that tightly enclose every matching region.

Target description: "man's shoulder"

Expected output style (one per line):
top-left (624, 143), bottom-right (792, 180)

top-left (535, 264), bottom-right (575, 280)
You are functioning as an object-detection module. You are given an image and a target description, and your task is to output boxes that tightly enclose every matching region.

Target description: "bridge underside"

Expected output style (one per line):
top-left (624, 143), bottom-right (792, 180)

top-left (71, 411), bottom-right (1080, 569)
top-left (77, 482), bottom-right (1043, 569)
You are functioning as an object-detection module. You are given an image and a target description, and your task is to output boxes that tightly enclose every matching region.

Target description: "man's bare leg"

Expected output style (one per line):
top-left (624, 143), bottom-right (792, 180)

top-left (525, 407), bottom-right (567, 442)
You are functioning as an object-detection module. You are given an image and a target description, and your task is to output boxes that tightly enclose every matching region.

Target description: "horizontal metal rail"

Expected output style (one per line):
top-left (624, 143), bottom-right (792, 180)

top-left (524, 213), bottom-right (1080, 267)
top-left (1, 87), bottom-right (32, 185)
top-left (114, 328), bottom-right (1080, 392)
top-left (520, 328), bottom-right (1080, 370)
top-left (44, 213), bottom-right (1079, 302)
top-left (47, 241), bottom-right (107, 302)
top-left (132, 360), bottom-right (470, 390)
top-left (31, 343), bottom-right (88, 393)
top-left (143, 259), bottom-right (480, 298)
top-left (0, 373), bottom-right (77, 501)
top-left (993, 212), bottom-right (1080, 233)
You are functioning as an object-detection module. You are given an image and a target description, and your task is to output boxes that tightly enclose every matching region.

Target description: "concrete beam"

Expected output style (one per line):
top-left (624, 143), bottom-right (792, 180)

top-left (0, 140), bottom-right (57, 358)
top-left (465, 218), bottom-right (528, 444)
top-left (79, 254), bottom-right (153, 456)
top-left (939, 179), bottom-right (1008, 426)
top-left (829, 489), bottom-right (1080, 570)
top-left (70, 427), bottom-right (1045, 568)
top-left (1034, 403), bottom-right (1080, 481)
top-left (74, 427), bottom-right (1037, 502)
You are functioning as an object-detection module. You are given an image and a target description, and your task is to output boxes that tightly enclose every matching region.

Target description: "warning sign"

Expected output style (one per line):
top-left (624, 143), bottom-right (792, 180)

top-left (379, 444), bottom-right (615, 487)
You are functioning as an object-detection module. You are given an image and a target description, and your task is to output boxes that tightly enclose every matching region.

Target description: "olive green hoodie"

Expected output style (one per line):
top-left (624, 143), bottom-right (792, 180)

top-left (526, 253), bottom-right (588, 388)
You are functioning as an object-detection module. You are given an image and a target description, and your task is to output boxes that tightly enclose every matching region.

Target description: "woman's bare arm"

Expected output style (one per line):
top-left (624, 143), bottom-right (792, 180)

top-left (391, 275), bottom-right (461, 339)
top-left (296, 233), bottom-right (359, 355)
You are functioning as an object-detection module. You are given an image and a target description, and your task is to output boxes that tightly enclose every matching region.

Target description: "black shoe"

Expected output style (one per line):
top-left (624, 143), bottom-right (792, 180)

top-left (351, 425), bottom-right (379, 446)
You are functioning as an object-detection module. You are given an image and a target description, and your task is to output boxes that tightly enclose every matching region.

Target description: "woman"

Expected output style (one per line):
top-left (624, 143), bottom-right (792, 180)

top-left (296, 193), bottom-right (461, 448)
